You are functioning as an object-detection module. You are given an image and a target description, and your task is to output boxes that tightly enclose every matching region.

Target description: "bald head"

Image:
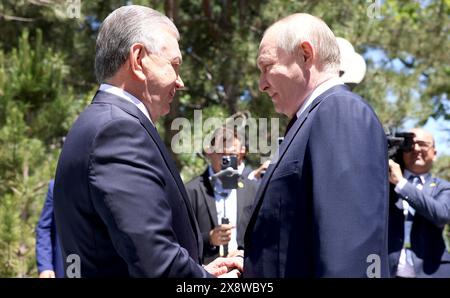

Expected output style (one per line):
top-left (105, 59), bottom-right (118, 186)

top-left (263, 13), bottom-right (341, 74)
top-left (410, 128), bottom-right (435, 148)
top-left (403, 128), bottom-right (437, 174)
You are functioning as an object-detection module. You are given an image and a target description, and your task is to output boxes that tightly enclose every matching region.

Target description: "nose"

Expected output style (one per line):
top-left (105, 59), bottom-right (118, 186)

top-left (259, 74), bottom-right (269, 92)
top-left (175, 74), bottom-right (184, 90)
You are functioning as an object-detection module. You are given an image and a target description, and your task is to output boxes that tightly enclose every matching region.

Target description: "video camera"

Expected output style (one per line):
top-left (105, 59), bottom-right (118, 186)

top-left (386, 129), bottom-right (415, 166)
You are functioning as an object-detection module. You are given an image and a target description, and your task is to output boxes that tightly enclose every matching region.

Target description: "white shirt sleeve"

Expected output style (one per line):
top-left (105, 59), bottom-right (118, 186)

top-left (394, 178), bottom-right (408, 193)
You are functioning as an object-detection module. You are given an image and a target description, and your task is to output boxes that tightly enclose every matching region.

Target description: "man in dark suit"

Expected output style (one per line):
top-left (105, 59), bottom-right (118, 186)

top-left (186, 128), bottom-right (259, 264)
top-left (53, 5), bottom-right (241, 278)
top-left (388, 128), bottom-right (450, 277)
top-left (36, 180), bottom-right (64, 278)
top-left (244, 13), bottom-right (390, 277)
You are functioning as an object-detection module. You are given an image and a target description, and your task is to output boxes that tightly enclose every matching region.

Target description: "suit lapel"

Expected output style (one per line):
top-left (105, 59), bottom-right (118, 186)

top-left (236, 186), bottom-right (245, 228)
top-left (92, 91), bottom-right (201, 245)
top-left (200, 169), bottom-right (219, 226)
top-left (236, 167), bottom-right (253, 227)
top-left (423, 174), bottom-right (433, 195)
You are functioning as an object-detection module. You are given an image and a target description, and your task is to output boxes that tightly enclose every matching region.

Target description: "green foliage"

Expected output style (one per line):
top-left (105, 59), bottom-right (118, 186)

top-left (0, 25), bottom-right (85, 276)
top-left (433, 155), bottom-right (450, 181)
top-left (0, 104), bottom-right (56, 277)
top-left (1, 29), bottom-right (75, 143)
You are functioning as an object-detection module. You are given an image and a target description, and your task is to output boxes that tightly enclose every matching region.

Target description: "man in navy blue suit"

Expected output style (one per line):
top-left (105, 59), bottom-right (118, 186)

top-left (36, 180), bottom-right (64, 278)
top-left (388, 128), bottom-right (450, 277)
top-left (53, 5), bottom-right (241, 277)
top-left (244, 13), bottom-right (390, 277)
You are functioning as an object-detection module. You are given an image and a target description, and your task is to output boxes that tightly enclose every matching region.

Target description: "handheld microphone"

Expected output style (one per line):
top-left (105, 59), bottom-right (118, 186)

top-left (221, 217), bottom-right (229, 257)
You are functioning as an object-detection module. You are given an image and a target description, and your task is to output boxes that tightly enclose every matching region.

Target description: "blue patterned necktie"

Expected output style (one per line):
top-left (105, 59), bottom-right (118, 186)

top-left (409, 175), bottom-right (421, 187)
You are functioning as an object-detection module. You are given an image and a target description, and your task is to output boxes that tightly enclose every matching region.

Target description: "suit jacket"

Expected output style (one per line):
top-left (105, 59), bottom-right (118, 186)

top-left (36, 180), bottom-right (64, 277)
top-left (388, 176), bottom-right (450, 277)
top-left (185, 166), bottom-right (258, 264)
top-left (244, 84), bottom-right (390, 277)
top-left (54, 91), bottom-right (211, 277)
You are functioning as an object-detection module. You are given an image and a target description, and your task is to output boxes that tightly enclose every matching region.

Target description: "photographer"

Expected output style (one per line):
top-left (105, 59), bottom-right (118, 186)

top-left (185, 128), bottom-right (259, 265)
top-left (388, 128), bottom-right (450, 277)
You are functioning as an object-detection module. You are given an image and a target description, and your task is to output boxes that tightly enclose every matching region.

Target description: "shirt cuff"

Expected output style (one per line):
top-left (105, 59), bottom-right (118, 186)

top-left (247, 170), bottom-right (257, 181)
top-left (394, 178), bottom-right (408, 193)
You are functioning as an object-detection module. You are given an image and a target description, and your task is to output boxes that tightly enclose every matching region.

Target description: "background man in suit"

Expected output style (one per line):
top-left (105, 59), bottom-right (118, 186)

top-left (186, 128), bottom-right (258, 264)
top-left (53, 5), bottom-right (241, 277)
top-left (244, 13), bottom-right (390, 277)
top-left (36, 180), bottom-right (64, 278)
top-left (388, 128), bottom-right (450, 277)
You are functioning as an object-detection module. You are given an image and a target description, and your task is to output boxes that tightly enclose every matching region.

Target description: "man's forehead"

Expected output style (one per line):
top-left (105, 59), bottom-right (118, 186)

top-left (257, 43), bottom-right (276, 63)
top-left (411, 129), bottom-right (433, 141)
top-left (161, 39), bottom-right (182, 62)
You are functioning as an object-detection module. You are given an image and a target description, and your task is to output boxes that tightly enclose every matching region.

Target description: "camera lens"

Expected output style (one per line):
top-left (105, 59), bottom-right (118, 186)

top-left (222, 156), bottom-right (230, 166)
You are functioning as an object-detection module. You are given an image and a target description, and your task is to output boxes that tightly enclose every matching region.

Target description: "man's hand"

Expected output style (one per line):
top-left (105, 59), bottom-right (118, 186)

top-left (227, 249), bottom-right (244, 258)
top-left (204, 256), bottom-right (244, 277)
top-left (39, 270), bottom-right (56, 278)
top-left (218, 269), bottom-right (241, 278)
top-left (209, 224), bottom-right (234, 246)
top-left (253, 160), bottom-right (270, 180)
top-left (388, 159), bottom-right (403, 185)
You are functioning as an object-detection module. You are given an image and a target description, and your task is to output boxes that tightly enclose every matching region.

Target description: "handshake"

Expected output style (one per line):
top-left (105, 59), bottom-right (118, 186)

top-left (203, 250), bottom-right (244, 278)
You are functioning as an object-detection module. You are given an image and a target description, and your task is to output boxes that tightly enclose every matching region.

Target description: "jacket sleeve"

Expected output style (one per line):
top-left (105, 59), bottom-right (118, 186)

top-left (88, 118), bottom-right (211, 277)
top-left (35, 180), bottom-right (55, 273)
top-left (398, 181), bottom-right (450, 228)
top-left (307, 97), bottom-right (389, 277)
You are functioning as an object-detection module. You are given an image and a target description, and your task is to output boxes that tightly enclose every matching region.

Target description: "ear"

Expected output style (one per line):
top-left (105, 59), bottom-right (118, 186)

top-left (297, 41), bottom-right (314, 66)
top-left (129, 43), bottom-right (147, 81)
top-left (432, 148), bottom-right (437, 161)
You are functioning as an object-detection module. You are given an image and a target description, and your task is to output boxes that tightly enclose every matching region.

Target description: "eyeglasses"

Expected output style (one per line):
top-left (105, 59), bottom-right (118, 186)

top-left (412, 140), bottom-right (433, 150)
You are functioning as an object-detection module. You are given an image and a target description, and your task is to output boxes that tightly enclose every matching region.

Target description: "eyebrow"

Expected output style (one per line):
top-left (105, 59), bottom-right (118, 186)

top-left (257, 55), bottom-right (273, 68)
top-left (256, 57), bottom-right (266, 69)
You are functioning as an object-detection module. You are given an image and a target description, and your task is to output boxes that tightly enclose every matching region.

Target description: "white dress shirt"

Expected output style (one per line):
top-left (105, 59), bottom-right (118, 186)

top-left (209, 163), bottom-right (246, 254)
top-left (394, 169), bottom-right (428, 278)
top-left (99, 83), bottom-right (154, 125)
top-left (295, 77), bottom-right (345, 118)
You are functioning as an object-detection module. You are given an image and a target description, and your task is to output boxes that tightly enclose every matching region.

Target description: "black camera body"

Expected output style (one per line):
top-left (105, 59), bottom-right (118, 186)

top-left (222, 155), bottom-right (238, 170)
top-left (220, 155), bottom-right (239, 189)
top-left (386, 130), bottom-right (415, 167)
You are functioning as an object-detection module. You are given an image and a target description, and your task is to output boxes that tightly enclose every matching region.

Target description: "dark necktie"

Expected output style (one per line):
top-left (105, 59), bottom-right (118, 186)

top-left (409, 175), bottom-right (421, 187)
top-left (284, 114), bottom-right (298, 136)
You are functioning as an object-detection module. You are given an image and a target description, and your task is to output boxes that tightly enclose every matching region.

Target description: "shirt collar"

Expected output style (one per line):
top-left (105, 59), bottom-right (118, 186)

top-left (296, 77), bottom-right (344, 118)
top-left (99, 83), bottom-right (154, 125)
top-left (403, 169), bottom-right (430, 184)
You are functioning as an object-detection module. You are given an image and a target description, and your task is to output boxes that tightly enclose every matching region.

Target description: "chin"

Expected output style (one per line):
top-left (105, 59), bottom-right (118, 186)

top-left (273, 105), bottom-right (282, 114)
top-left (162, 106), bottom-right (171, 116)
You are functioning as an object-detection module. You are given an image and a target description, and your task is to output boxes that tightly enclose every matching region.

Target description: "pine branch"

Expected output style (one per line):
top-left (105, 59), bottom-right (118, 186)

top-left (0, 14), bottom-right (34, 22)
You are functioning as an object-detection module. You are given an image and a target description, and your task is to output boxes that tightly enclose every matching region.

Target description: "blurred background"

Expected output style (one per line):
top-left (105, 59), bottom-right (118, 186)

top-left (0, 0), bottom-right (449, 277)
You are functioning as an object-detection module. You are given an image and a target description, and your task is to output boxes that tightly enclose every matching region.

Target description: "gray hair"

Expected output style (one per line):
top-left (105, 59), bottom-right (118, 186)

top-left (95, 5), bottom-right (179, 83)
top-left (268, 13), bottom-right (340, 74)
